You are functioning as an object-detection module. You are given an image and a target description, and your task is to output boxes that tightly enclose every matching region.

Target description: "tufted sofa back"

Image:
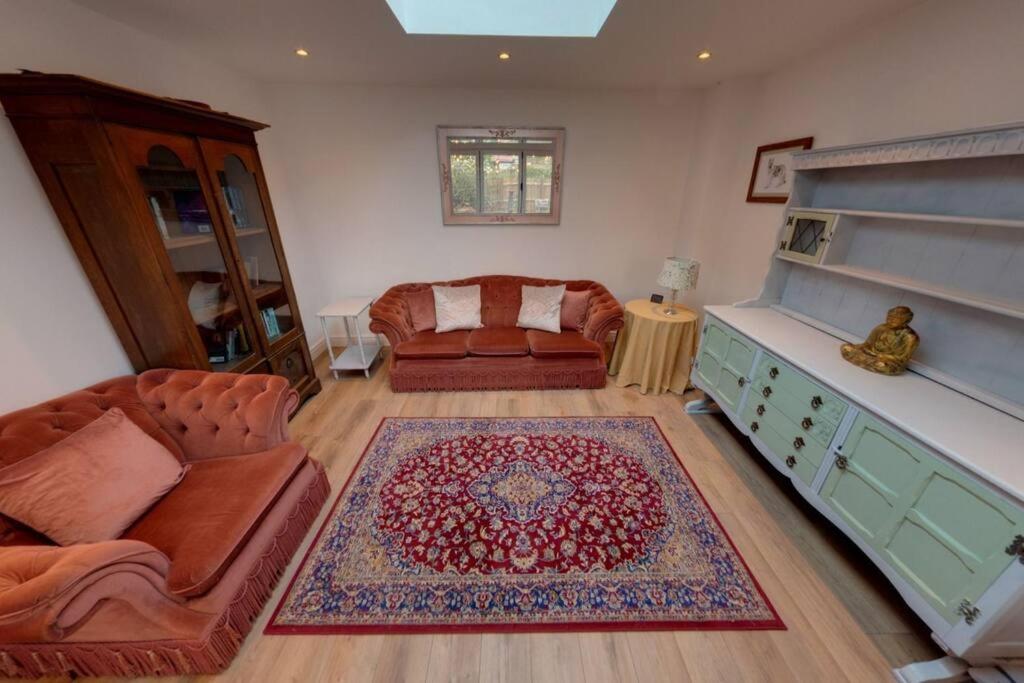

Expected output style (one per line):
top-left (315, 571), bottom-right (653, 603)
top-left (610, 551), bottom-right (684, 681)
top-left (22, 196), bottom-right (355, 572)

top-left (136, 368), bottom-right (295, 460)
top-left (389, 275), bottom-right (601, 328)
top-left (0, 376), bottom-right (182, 469)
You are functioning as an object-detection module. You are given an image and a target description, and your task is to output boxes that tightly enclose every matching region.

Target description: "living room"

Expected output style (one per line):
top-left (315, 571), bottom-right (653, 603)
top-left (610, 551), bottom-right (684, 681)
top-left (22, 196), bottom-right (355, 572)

top-left (1, 1), bottom-right (1023, 681)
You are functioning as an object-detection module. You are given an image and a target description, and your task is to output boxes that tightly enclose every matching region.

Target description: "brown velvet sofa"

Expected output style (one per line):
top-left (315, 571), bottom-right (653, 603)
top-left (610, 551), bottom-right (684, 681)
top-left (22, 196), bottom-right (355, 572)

top-left (0, 369), bottom-right (330, 678)
top-left (369, 275), bottom-right (624, 391)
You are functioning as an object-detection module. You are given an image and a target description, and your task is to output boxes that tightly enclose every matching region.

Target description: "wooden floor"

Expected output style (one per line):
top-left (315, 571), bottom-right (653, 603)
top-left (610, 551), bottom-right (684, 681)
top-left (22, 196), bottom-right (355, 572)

top-left (106, 350), bottom-right (937, 682)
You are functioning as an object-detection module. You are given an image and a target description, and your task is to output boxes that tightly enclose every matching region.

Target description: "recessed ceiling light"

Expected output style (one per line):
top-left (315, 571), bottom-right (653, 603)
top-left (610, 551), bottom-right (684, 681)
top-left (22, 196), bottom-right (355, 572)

top-left (697, 50), bottom-right (712, 61)
top-left (499, 52), bottom-right (511, 61)
top-left (295, 47), bottom-right (310, 57)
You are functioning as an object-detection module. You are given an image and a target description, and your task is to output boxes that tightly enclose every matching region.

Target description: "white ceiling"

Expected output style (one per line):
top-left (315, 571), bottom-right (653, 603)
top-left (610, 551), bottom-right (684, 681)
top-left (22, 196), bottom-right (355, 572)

top-left (73, 0), bottom-right (918, 89)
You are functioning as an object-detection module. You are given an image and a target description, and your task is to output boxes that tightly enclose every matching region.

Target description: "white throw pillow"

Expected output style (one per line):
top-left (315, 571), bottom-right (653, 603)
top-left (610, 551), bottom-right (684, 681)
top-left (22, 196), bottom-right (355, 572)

top-left (517, 285), bottom-right (566, 333)
top-left (433, 285), bottom-right (483, 333)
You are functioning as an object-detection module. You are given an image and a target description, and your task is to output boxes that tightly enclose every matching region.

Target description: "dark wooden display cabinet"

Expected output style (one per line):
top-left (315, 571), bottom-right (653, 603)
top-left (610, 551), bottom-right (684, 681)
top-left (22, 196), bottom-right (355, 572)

top-left (0, 73), bottom-right (320, 406)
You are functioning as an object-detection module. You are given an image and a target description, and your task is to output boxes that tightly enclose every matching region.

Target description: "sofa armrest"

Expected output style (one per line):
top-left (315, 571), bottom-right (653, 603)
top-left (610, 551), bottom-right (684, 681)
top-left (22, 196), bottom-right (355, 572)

top-left (369, 288), bottom-right (416, 348)
top-left (0, 541), bottom-right (173, 642)
top-left (137, 369), bottom-right (298, 461)
top-left (582, 285), bottom-right (625, 351)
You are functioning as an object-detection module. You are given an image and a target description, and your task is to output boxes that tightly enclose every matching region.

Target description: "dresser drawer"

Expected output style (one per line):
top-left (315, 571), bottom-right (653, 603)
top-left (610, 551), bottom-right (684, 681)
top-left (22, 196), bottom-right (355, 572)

top-left (741, 400), bottom-right (826, 487)
top-left (751, 376), bottom-right (838, 448)
top-left (755, 353), bottom-right (848, 426)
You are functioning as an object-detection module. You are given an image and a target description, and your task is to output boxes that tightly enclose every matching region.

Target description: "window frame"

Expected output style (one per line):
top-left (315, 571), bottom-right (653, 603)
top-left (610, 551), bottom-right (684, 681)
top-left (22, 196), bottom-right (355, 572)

top-left (437, 126), bottom-right (565, 225)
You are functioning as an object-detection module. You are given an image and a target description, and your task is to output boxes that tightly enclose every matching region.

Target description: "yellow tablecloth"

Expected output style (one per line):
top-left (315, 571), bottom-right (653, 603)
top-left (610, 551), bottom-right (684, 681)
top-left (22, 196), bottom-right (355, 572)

top-left (608, 299), bottom-right (698, 395)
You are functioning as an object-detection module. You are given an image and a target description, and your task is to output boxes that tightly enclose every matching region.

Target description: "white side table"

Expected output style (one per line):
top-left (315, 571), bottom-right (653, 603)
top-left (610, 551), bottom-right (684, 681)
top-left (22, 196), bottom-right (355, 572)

top-left (317, 297), bottom-right (382, 379)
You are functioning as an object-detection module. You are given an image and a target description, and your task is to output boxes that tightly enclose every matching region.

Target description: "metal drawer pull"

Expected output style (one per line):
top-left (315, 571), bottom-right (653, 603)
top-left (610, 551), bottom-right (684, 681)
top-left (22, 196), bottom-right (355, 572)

top-left (801, 417), bottom-right (814, 430)
top-left (1007, 535), bottom-right (1024, 564)
top-left (792, 436), bottom-right (805, 450)
top-left (750, 421), bottom-right (759, 433)
top-left (762, 386), bottom-right (772, 398)
top-left (769, 367), bottom-right (779, 379)
top-left (957, 599), bottom-right (981, 626)
top-left (785, 455), bottom-right (796, 468)
top-left (738, 377), bottom-right (746, 387)
top-left (835, 455), bottom-right (849, 470)
top-left (810, 395), bottom-right (823, 410)
top-left (756, 404), bottom-right (765, 416)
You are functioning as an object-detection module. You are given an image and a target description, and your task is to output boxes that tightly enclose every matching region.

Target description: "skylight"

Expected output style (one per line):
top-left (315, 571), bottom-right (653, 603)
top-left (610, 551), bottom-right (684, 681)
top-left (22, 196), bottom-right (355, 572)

top-left (384, 0), bottom-right (617, 37)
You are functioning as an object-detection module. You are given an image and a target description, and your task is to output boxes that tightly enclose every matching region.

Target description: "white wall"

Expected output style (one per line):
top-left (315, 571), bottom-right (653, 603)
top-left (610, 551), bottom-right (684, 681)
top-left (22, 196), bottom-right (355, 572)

top-left (261, 83), bottom-right (699, 344)
top-left (675, 0), bottom-right (1024, 312)
top-left (0, 0), bottom-right (322, 412)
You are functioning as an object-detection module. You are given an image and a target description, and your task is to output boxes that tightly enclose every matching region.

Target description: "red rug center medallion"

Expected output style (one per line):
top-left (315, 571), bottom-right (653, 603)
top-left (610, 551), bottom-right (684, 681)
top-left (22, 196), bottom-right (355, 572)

top-left (376, 433), bottom-right (666, 574)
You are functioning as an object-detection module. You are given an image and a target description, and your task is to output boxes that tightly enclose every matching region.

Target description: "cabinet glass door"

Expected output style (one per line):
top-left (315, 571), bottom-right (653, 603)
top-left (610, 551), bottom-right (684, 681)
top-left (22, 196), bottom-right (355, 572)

top-left (108, 126), bottom-right (259, 372)
top-left (201, 141), bottom-right (296, 349)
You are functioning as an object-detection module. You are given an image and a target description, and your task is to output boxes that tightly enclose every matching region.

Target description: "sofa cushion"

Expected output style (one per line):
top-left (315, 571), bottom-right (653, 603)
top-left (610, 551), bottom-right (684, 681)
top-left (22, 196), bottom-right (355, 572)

top-left (124, 444), bottom-right (306, 597)
top-left (561, 289), bottom-right (592, 331)
top-left (467, 327), bottom-right (529, 357)
top-left (433, 284), bottom-right (483, 332)
top-left (405, 288), bottom-right (436, 332)
top-left (0, 408), bottom-right (187, 546)
top-left (526, 330), bottom-right (602, 359)
top-left (394, 330), bottom-right (469, 360)
top-left (517, 285), bottom-right (565, 333)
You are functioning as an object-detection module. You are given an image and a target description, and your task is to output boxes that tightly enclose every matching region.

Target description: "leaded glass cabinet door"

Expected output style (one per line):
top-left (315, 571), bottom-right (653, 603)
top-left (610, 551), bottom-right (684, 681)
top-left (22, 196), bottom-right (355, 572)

top-left (199, 139), bottom-right (302, 354)
top-left (105, 125), bottom-right (261, 372)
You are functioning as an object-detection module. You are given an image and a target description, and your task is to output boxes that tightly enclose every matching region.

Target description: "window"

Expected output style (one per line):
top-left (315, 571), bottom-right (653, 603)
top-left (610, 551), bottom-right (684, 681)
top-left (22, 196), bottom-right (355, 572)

top-left (437, 127), bottom-right (565, 225)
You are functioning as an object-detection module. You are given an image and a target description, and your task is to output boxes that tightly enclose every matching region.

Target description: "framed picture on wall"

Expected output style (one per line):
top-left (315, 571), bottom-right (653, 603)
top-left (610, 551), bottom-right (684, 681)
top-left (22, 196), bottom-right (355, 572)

top-left (745, 137), bottom-right (813, 203)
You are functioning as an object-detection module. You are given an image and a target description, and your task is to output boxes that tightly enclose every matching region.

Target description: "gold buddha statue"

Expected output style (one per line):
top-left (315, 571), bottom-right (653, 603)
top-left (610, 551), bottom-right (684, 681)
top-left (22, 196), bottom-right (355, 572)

top-left (840, 306), bottom-right (920, 375)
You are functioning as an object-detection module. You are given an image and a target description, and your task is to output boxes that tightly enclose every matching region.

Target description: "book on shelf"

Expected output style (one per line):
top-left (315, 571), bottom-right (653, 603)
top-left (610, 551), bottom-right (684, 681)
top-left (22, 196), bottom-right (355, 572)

top-left (262, 307), bottom-right (281, 338)
top-left (221, 185), bottom-right (249, 228)
top-left (148, 196), bottom-right (170, 239)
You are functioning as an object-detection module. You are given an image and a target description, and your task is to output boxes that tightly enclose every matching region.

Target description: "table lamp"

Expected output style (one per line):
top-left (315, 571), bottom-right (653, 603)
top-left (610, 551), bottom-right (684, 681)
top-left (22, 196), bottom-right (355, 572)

top-left (657, 257), bottom-right (700, 315)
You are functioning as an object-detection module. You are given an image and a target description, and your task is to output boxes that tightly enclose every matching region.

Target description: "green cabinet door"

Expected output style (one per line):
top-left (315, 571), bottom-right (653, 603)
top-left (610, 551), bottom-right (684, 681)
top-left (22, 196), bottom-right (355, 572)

top-left (694, 318), bottom-right (757, 412)
top-left (822, 412), bottom-right (1024, 624)
top-left (820, 413), bottom-right (926, 544)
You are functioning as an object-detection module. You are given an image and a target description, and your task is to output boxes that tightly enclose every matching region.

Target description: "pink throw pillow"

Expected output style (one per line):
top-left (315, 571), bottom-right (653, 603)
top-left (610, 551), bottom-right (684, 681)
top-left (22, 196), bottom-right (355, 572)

top-left (560, 289), bottom-right (592, 331)
top-left (0, 408), bottom-right (187, 546)
top-left (406, 288), bottom-right (437, 332)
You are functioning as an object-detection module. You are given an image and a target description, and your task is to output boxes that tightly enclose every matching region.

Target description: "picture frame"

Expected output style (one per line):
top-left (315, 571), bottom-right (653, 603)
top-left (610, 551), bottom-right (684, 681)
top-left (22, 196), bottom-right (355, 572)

top-left (745, 137), bottom-right (813, 203)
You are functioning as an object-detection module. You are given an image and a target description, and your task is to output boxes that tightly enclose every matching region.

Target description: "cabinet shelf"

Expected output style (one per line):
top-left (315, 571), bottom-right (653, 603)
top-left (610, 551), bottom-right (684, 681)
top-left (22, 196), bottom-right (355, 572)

top-left (776, 254), bottom-right (1024, 320)
top-left (789, 206), bottom-right (1024, 229)
top-left (190, 282), bottom-right (284, 326)
top-left (163, 227), bottom-right (266, 250)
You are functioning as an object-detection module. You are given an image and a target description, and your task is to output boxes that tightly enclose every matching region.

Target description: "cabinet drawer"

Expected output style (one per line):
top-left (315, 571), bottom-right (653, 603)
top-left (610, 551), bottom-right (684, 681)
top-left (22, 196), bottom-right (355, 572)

top-left (755, 353), bottom-right (848, 425)
top-left (270, 339), bottom-right (310, 388)
top-left (751, 376), bottom-right (838, 448)
top-left (741, 400), bottom-right (825, 486)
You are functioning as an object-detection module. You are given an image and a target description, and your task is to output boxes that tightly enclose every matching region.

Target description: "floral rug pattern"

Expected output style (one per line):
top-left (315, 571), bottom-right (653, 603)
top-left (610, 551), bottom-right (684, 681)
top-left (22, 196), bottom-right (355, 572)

top-left (267, 417), bottom-right (783, 633)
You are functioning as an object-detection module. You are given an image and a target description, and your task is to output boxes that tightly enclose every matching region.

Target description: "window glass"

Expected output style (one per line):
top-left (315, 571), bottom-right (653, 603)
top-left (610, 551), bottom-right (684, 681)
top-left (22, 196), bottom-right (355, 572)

top-left (525, 154), bottom-right (553, 214)
top-left (449, 152), bottom-right (479, 214)
top-left (482, 153), bottom-right (520, 214)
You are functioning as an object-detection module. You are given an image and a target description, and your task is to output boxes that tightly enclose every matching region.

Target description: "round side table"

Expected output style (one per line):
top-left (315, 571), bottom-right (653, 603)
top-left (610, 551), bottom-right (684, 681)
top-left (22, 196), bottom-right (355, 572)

top-left (608, 299), bottom-right (699, 395)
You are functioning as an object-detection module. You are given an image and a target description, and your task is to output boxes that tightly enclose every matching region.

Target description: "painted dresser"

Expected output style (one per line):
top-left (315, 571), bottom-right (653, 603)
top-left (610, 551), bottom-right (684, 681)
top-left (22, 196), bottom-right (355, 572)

top-left (689, 123), bottom-right (1024, 683)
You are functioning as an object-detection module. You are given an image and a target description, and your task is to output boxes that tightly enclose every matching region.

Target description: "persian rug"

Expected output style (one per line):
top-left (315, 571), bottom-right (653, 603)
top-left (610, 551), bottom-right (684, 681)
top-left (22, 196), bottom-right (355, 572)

top-left (267, 417), bottom-right (783, 634)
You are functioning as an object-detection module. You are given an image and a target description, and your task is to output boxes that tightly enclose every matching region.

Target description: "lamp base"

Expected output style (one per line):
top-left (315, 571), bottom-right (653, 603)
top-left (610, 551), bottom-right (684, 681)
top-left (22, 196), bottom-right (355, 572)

top-left (661, 289), bottom-right (680, 316)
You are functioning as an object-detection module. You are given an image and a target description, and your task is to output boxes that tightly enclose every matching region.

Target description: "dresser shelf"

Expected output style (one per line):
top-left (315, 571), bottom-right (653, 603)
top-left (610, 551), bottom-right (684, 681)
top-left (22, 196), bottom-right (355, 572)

top-left (789, 206), bottom-right (1024, 230)
top-left (776, 254), bottom-right (1024, 320)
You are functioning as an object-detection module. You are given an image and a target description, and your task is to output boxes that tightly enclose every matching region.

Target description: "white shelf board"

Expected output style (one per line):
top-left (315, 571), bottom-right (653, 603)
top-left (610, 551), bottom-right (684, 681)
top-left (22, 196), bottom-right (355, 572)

top-left (705, 305), bottom-right (1024, 503)
top-left (775, 254), bottom-right (1024, 320)
top-left (789, 206), bottom-right (1024, 229)
top-left (329, 340), bottom-right (382, 370)
top-left (319, 297), bottom-right (374, 319)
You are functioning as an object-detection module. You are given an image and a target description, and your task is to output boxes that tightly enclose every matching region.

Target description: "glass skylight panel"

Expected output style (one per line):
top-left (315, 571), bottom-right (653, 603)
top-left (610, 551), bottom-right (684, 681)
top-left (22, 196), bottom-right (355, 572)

top-left (384, 0), bottom-right (617, 37)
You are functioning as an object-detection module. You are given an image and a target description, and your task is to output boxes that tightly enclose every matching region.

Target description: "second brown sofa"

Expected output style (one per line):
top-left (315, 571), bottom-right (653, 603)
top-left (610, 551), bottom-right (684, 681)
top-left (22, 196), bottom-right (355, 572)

top-left (369, 275), bottom-right (624, 392)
